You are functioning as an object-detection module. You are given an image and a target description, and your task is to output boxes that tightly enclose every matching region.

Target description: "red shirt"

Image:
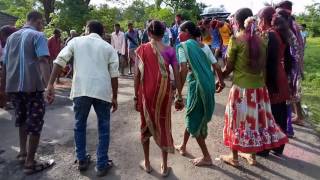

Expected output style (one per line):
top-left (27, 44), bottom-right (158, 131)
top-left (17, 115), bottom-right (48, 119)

top-left (48, 36), bottom-right (62, 60)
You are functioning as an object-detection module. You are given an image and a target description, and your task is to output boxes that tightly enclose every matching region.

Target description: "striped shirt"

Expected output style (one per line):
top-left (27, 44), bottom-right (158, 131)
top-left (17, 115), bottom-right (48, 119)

top-left (3, 25), bottom-right (49, 92)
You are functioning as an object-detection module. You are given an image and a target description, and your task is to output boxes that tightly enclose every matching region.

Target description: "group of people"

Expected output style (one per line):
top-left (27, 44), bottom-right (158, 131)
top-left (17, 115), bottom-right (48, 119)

top-left (0, 0), bottom-right (308, 178)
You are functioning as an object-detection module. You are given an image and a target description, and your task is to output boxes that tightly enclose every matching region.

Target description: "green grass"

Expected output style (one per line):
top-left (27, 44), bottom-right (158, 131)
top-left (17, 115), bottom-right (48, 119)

top-left (302, 37), bottom-right (320, 132)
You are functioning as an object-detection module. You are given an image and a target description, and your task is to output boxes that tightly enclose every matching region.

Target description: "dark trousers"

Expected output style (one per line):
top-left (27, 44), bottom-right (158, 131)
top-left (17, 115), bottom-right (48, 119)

top-left (258, 102), bottom-right (287, 156)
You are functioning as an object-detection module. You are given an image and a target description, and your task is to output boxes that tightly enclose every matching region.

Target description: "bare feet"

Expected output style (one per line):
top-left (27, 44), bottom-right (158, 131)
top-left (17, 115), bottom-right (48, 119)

top-left (139, 161), bottom-right (152, 173)
top-left (190, 157), bottom-right (213, 166)
top-left (160, 164), bottom-right (171, 177)
top-left (175, 145), bottom-right (187, 156)
top-left (220, 154), bottom-right (239, 167)
top-left (292, 119), bottom-right (305, 126)
top-left (238, 153), bottom-right (257, 165)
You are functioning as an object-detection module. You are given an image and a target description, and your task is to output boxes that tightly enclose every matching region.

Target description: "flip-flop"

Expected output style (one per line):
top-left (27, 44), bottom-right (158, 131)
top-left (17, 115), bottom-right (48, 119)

top-left (161, 165), bottom-right (171, 177)
top-left (23, 159), bottom-right (55, 175)
top-left (139, 161), bottom-right (152, 173)
top-left (174, 145), bottom-right (186, 156)
top-left (238, 153), bottom-right (257, 165)
top-left (220, 155), bottom-right (239, 167)
top-left (189, 158), bottom-right (213, 166)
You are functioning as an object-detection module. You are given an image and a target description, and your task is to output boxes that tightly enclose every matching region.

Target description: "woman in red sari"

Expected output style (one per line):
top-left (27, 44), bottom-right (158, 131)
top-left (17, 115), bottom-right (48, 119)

top-left (134, 20), bottom-right (183, 177)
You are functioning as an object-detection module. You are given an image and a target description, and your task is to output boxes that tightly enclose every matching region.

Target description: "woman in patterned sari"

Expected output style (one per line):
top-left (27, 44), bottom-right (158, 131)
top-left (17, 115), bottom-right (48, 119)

top-left (175, 21), bottom-right (225, 166)
top-left (220, 8), bottom-right (288, 167)
top-left (134, 20), bottom-right (183, 177)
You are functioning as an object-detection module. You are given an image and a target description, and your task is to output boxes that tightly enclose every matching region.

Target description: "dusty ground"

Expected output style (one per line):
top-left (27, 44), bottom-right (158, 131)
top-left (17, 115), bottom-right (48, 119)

top-left (0, 77), bottom-right (320, 180)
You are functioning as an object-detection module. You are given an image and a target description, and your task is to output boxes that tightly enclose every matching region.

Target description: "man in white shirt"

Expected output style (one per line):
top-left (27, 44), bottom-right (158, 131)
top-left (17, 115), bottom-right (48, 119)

top-left (46, 20), bottom-right (119, 177)
top-left (111, 24), bottom-right (126, 75)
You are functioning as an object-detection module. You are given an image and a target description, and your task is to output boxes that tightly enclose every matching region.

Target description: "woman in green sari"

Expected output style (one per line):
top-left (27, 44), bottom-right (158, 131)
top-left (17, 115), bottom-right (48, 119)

top-left (175, 21), bottom-right (225, 166)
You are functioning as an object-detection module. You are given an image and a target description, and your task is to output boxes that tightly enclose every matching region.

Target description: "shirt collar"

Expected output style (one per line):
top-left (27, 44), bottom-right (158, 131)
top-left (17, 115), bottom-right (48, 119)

top-left (23, 25), bottom-right (36, 30)
top-left (88, 33), bottom-right (102, 39)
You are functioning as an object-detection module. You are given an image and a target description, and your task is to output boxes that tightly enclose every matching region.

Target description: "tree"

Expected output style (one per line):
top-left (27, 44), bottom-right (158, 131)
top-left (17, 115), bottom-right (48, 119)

top-left (89, 5), bottom-right (121, 33)
top-left (38, 0), bottom-right (55, 23)
top-left (296, 3), bottom-right (320, 37)
top-left (49, 0), bottom-right (91, 33)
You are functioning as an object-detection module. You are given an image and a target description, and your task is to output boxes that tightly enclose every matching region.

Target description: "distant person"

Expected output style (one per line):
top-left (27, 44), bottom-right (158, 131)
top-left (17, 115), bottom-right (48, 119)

top-left (48, 28), bottom-right (62, 83)
top-left (0, 11), bottom-right (54, 175)
top-left (300, 24), bottom-right (308, 48)
top-left (200, 18), bottom-right (212, 46)
top-left (134, 20), bottom-right (183, 177)
top-left (141, 20), bottom-right (152, 44)
top-left (66, 29), bottom-right (77, 45)
top-left (162, 22), bottom-right (173, 46)
top-left (0, 25), bottom-right (16, 109)
top-left (218, 21), bottom-right (232, 63)
top-left (171, 14), bottom-right (183, 47)
top-left (46, 20), bottom-right (119, 177)
top-left (111, 23), bottom-right (126, 75)
top-left (210, 20), bottom-right (222, 58)
top-left (125, 22), bottom-right (140, 75)
top-left (220, 8), bottom-right (288, 167)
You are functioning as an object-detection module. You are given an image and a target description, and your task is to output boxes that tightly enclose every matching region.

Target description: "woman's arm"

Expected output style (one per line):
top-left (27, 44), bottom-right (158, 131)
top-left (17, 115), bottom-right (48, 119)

top-left (172, 64), bottom-right (182, 98)
top-left (212, 63), bottom-right (225, 93)
top-left (134, 62), bottom-right (140, 111)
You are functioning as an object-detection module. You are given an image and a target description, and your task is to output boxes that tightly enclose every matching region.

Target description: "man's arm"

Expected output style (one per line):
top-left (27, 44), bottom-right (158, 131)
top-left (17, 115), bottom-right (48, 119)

top-left (39, 56), bottom-right (51, 86)
top-left (108, 50), bottom-right (119, 112)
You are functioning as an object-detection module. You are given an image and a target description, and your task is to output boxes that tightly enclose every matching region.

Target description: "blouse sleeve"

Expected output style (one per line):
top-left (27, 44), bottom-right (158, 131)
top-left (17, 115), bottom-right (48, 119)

top-left (177, 46), bottom-right (187, 64)
top-left (226, 36), bottom-right (237, 65)
top-left (204, 45), bottom-right (217, 64)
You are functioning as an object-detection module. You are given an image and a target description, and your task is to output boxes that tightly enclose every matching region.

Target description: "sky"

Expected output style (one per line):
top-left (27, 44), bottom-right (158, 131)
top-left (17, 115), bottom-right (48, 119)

top-left (90, 0), bottom-right (316, 14)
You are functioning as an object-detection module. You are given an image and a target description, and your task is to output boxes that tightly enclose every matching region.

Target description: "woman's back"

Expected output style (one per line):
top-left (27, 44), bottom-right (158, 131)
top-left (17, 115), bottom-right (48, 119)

top-left (227, 32), bottom-right (267, 88)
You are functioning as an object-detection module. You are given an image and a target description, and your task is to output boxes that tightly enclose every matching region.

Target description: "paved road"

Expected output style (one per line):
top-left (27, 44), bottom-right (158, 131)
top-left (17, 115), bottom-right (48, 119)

top-left (0, 77), bottom-right (320, 180)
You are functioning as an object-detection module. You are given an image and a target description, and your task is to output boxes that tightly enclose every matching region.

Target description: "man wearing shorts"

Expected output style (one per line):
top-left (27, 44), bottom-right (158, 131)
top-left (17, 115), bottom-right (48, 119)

top-left (0, 11), bottom-right (54, 175)
top-left (125, 22), bottom-right (140, 75)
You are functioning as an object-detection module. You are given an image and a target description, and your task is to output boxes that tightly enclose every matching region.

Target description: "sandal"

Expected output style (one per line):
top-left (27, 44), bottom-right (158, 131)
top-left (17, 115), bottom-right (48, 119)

top-left (16, 154), bottom-right (27, 164)
top-left (23, 159), bottom-right (55, 175)
top-left (160, 164), bottom-right (171, 177)
top-left (238, 153), bottom-right (257, 165)
top-left (139, 161), bottom-right (152, 173)
top-left (220, 155), bottom-right (239, 167)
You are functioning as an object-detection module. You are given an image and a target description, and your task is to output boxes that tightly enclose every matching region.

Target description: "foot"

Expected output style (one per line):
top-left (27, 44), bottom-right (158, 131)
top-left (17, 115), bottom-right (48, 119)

top-left (190, 157), bottom-right (213, 166)
top-left (95, 160), bottom-right (113, 177)
top-left (78, 154), bottom-right (91, 172)
top-left (220, 154), bottom-right (239, 167)
top-left (16, 153), bottom-right (27, 164)
top-left (139, 160), bottom-right (152, 173)
top-left (160, 164), bottom-right (171, 177)
top-left (175, 145), bottom-right (187, 156)
top-left (238, 153), bottom-right (257, 165)
top-left (292, 120), bottom-right (305, 126)
top-left (23, 159), bottom-right (55, 175)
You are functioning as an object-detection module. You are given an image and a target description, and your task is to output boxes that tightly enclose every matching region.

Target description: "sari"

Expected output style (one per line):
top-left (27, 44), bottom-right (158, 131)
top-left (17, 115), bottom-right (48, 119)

top-left (177, 39), bottom-right (215, 138)
top-left (136, 42), bottom-right (174, 153)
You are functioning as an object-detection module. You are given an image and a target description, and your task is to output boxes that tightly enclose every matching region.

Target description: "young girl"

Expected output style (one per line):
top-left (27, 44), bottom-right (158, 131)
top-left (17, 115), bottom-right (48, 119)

top-left (220, 8), bottom-right (288, 166)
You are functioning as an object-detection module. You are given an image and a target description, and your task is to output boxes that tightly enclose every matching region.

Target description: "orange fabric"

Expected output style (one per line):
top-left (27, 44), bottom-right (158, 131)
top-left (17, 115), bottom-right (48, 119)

top-left (219, 23), bottom-right (232, 46)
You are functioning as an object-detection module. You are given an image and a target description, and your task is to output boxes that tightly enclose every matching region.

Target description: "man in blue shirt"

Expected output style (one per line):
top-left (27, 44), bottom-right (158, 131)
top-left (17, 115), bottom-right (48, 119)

top-left (0, 11), bottom-right (54, 175)
top-left (125, 22), bottom-right (140, 75)
top-left (171, 14), bottom-right (183, 47)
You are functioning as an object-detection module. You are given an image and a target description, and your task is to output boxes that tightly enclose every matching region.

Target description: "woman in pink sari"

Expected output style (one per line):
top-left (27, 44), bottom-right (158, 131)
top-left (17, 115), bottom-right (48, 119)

top-left (134, 20), bottom-right (183, 177)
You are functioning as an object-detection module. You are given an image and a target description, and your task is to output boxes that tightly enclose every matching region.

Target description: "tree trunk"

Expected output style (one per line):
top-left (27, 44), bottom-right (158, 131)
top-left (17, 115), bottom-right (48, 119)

top-left (40, 0), bottom-right (55, 24)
